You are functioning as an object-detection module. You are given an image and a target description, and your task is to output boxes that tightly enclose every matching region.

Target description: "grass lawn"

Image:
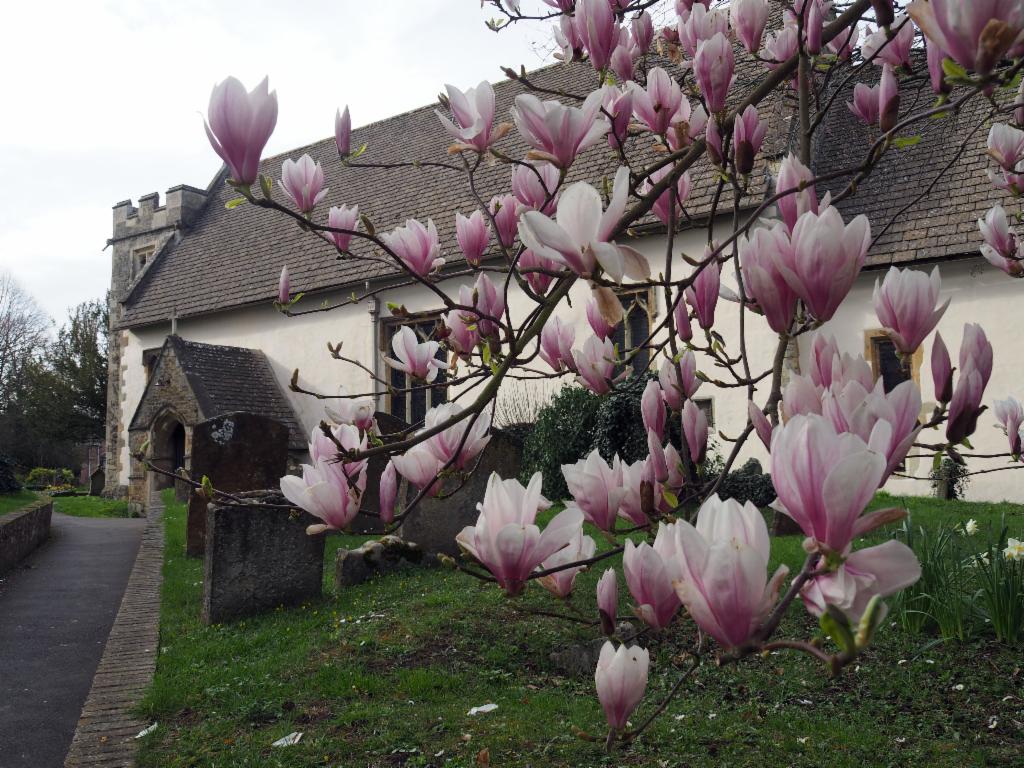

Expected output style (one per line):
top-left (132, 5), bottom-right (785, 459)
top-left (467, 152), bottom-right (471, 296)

top-left (52, 494), bottom-right (133, 518)
top-left (0, 490), bottom-right (38, 515)
top-left (138, 490), bottom-right (1024, 767)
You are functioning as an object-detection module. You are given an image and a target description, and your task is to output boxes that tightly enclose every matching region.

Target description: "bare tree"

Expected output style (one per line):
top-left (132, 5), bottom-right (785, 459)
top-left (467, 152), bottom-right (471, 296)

top-left (0, 271), bottom-right (51, 412)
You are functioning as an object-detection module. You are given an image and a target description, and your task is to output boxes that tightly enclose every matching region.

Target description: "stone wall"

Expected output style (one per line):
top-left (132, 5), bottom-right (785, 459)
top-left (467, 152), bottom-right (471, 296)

top-left (0, 499), bottom-right (53, 576)
top-left (104, 186), bottom-right (207, 498)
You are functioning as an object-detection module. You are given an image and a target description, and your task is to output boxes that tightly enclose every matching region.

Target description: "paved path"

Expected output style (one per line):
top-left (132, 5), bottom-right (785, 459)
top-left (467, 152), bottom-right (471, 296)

top-left (0, 512), bottom-right (146, 768)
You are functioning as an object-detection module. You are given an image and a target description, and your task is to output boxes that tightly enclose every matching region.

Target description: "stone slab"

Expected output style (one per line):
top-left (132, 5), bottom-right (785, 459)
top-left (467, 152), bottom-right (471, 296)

top-left (202, 495), bottom-right (324, 624)
top-left (186, 413), bottom-right (289, 556)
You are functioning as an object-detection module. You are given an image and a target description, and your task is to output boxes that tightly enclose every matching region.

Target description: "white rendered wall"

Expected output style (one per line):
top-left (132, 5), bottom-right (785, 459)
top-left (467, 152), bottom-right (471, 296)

top-left (116, 228), bottom-right (1023, 502)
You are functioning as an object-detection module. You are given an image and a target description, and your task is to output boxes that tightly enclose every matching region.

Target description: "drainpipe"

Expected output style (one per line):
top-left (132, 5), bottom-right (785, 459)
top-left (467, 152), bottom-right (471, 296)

top-left (367, 280), bottom-right (381, 412)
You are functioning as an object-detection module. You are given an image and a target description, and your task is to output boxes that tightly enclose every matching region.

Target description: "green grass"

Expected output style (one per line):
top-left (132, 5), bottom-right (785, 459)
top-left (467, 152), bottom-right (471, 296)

top-left (138, 490), bottom-right (1024, 767)
top-left (52, 494), bottom-right (132, 518)
top-left (0, 490), bottom-right (38, 515)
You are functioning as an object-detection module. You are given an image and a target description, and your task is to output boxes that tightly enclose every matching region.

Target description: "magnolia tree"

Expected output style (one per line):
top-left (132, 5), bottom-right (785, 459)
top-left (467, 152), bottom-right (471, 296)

top-left (193, 0), bottom-right (1024, 750)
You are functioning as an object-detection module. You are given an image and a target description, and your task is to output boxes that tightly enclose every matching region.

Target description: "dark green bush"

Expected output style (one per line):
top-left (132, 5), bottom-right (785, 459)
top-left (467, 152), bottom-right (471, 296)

top-left (25, 467), bottom-right (56, 489)
top-left (0, 456), bottom-right (20, 493)
top-left (715, 458), bottom-right (776, 507)
top-left (591, 373), bottom-right (680, 464)
top-left (520, 386), bottom-right (601, 499)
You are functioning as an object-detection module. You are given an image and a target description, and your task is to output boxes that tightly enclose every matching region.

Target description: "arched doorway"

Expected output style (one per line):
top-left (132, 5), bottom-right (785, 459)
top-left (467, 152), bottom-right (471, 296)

top-left (149, 410), bottom-right (188, 493)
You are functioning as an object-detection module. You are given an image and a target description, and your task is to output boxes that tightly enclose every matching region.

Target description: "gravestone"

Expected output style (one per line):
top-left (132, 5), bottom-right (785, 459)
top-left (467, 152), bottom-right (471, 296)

top-left (88, 467), bottom-right (105, 497)
top-left (350, 411), bottom-right (412, 534)
top-left (202, 492), bottom-right (325, 624)
top-left (399, 427), bottom-right (522, 555)
top-left (186, 413), bottom-right (289, 556)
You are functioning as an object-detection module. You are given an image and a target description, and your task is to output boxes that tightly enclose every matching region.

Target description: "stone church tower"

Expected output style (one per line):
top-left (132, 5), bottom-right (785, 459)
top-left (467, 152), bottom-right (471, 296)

top-left (103, 186), bottom-right (207, 496)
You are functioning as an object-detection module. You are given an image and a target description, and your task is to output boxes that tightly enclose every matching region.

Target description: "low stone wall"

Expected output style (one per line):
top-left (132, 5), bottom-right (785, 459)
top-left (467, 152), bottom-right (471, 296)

top-left (0, 499), bottom-right (53, 576)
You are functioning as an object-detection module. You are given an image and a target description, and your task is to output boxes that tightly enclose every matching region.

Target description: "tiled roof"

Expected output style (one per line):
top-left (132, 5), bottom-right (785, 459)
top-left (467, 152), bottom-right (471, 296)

top-left (170, 336), bottom-right (305, 449)
top-left (119, 53), bottom-right (1000, 328)
top-left (118, 57), bottom-right (785, 329)
top-left (817, 60), bottom-right (1006, 268)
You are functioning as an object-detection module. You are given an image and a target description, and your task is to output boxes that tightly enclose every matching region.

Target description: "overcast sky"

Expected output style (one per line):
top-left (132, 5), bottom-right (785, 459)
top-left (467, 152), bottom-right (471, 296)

top-left (0, 0), bottom-right (554, 327)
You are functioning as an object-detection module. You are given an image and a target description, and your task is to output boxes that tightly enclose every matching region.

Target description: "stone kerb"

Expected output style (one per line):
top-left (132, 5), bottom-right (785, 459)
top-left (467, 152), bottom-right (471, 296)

top-left (0, 498), bottom-right (53, 576)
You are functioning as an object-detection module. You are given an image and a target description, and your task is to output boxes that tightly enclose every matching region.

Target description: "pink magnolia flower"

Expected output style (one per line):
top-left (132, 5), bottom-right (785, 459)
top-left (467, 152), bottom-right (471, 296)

top-left (994, 397), bottom-right (1024, 455)
top-left (879, 63), bottom-right (900, 133)
top-left (378, 461), bottom-right (398, 524)
top-left (803, 0), bottom-right (824, 55)
top-left (382, 218), bottom-right (446, 278)
top-left (947, 324), bottom-right (994, 443)
top-left (392, 446), bottom-right (445, 497)
top-left (678, 3), bottom-right (729, 58)
top-left (562, 449), bottom-right (625, 530)
top-left (775, 154), bottom-right (820, 234)
top-left (421, 403), bottom-right (492, 471)
top-left (629, 67), bottom-right (685, 136)
top-left (960, 323), bottom-right (994, 388)
top-left (848, 82), bottom-right (880, 126)
top-left (632, 11), bottom-right (654, 54)
top-left (280, 459), bottom-right (362, 534)
top-left (489, 194), bottom-right (521, 250)
top-left (908, 0), bottom-right (1024, 75)
top-left (470, 273), bottom-right (505, 339)
top-left (456, 472), bottom-right (580, 596)
top-left (597, 568), bottom-right (618, 635)
top-left (277, 265), bottom-right (290, 304)
top-left (807, 333), bottom-right (876, 392)
top-left (979, 206), bottom-right (1018, 271)
top-left (672, 495), bottom-right (789, 649)
top-left (539, 316), bottom-right (576, 372)
top-left (553, 13), bottom-right (585, 61)
top-left (873, 266), bottom-right (950, 355)
top-left (694, 32), bottom-right (734, 114)
top-left (770, 414), bottom-right (886, 553)
top-left (739, 222), bottom-right (798, 334)
top-left (335, 105), bottom-right (351, 156)
top-left (443, 297), bottom-right (479, 357)
top-left (518, 167), bottom-right (650, 283)
top-left (516, 249), bottom-right (557, 297)
top-left (658, 352), bottom-right (701, 410)
top-left (455, 210), bottom-right (490, 266)
top-left (828, 23), bottom-right (860, 61)
top-left (586, 295), bottom-right (618, 340)
top-left (640, 165), bottom-right (692, 226)
top-left (705, 116), bottom-right (724, 166)
top-left (749, 401), bottom-right (774, 449)
top-left (577, 0), bottom-right (619, 72)
top-left (932, 331), bottom-right (954, 404)
top-left (281, 154), bottom-right (328, 214)
top-left (511, 163), bottom-right (560, 214)
top-left (673, 291), bottom-right (694, 342)
top-left (610, 34), bottom-right (638, 82)
top-left (861, 14), bottom-right (915, 68)
top-left (205, 76), bottom-right (278, 185)
top-left (685, 252), bottom-right (720, 330)
top-left (511, 89), bottom-right (608, 169)
top-left (618, 457), bottom-right (656, 527)
top-left (642, 380), bottom-right (667, 441)
top-left (778, 207), bottom-right (871, 323)
top-left (538, 527), bottom-right (596, 598)
top-left (623, 539), bottom-right (681, 630)
top-left (802, 540), bottom-right (921, 622)
top-left (435, 81), bottom-right (502, 152)
top-left (307, 423), bottom-right (368, 485)
top-left (328, 204), bottom-right (359, 251)
top-left (595, 641), bottom-right (649, 732)
top-left (731, 0), bottom-right (770, 54)
top-left (733, 105), bottom-right (767, 175)
top-left (987, 123), bottom-right (1024, 171)
top-left (575, 335), bottom-right (620, 394)
top-left (383, 325), bottom-right (448, 383)
top-left (762, 25), bottom-right (799, 69)
top-left (602, 85), bottom-right (635, 150)
top-left (647, 432), bottom-right (670, 485)
top-left (783, 374), bottom-right (823, 419)
top-left (325, 397), bottom-right (375, 432)
top-left (681, 399), bottom-right (708, 465)
top-left (926, 40), bottom-right (951, 95)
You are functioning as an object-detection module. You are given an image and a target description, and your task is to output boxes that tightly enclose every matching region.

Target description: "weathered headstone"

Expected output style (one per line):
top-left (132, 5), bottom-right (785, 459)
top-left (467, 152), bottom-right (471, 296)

top-left (89, 467), bottom-right (105, 497)
top-left (202, 492), bottom-right (325, 624)
top-left (399, 427), bottom-right (522, 555)
top-left (186, 413), bottom-right (289, 556)
top-left (334, 535), bottom-right (430, 589)
top-left (350, 411), bottom-right (412, 534)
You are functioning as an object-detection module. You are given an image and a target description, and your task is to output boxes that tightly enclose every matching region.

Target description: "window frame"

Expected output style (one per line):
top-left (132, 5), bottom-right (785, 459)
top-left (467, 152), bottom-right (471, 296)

top-left (612, 286), bottom-right (656, 376)
top-left (863, 329), bottom-right (922, 391)
top-left (380, 311), bottom-right (449, 426)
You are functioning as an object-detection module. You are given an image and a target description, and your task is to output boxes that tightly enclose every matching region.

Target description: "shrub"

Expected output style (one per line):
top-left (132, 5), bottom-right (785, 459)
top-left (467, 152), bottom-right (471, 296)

top-left (521, 385), bottom-right (601, 499)
top-left (930, 457), bottom-right (970, 500)
top-left (715, 458), bottom-right (776, 508)
top-left (25, 467), bottom-right (57, 489)
top-left (0, 456), bottom-right (20, 493)
top-left (591, 373), bottom-right (667, 464)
